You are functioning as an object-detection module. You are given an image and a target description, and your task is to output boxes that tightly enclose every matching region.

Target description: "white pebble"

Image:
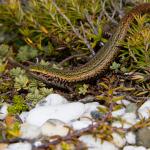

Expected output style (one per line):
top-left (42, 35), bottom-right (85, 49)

top-left (27, 102), bottom-right (85, 126)
top-left (84, 102), bottom-right (99, 113)
top-left (112, 132), bottom-right (126, 148)
top-left (112, 121), bottom-right (122, 128)
top-left (122, 113), bottom-right (138, 128)
top-left (138, 100), bottom-right (150, 119)
top-left (33, 141), bottom-right (42, 147)
top-left (125, 132), bottom-right (136, 144)
top-left (20, 123), bottom-right (41, 139)
top-left (41, 119), bottom-right (69, 137)
top-left (112, 108), bottom-right (126, 117)
top-left (0, 103), bottom-right (8, 120)
top-left (123, 145), bottom-right (146, 150)
top-left (79, 135), bottom-right (118, 150)
top-left (36, 94), bottom-right (68, 107)
top-left (117, 100), bottom-right (131, 106)
top-left (6, 142), bottom-right (32, 150)
top-left (112, 113), bottom-right (139, 129)
top-left (19, 112), bottom-right (29, 123)
top-left (71, 120), bottom-right (92, 130)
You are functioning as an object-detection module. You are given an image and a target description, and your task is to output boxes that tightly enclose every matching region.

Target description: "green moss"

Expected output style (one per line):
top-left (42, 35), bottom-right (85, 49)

top-left (8, 95), bottom-right (29, 114)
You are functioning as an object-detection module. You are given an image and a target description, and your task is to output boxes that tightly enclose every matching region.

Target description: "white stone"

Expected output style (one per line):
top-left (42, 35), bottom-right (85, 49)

top-left (27, 102), bottom-right (85, 126)
top-left (36, 94), bottom-right (68, 107)
top-left (19, 112), bottom-right (29, 123)
top-left (79, 135), bottom-right (118, 150)
top-left (112, 132), bottom-right (126, 148)
top-left (80, 112), bottom-right (92, 119)
top-left (20, 123), bottom-right (41, 139)
top-left (71, 120), bottom-right (92, 130)
top-left (112, 121), bottom-right (122, 128)
top-left (125, 132), bottom-right (136, 144)
top-left (112, 108), bottom-right (126, 117)
top-left (122, 113), bottom-right (138, 128)
top-left (116, 100), bottom-right (131, 106)
top-left (41, 119), bottom-right (69, 137)
top-left (33, 141), bottom-right (42, 147)
top-left (79, 95), bottom-right (95, 102)
top-left (6, 142), bottom-right (32, 150)
top-left (138, 100), bottom-right (150, 119)
top-left (84, 102), bottom-right (99, 113)
top-left (0, 103), bottom-right (8, 120)
top-left (112, 113), bottom-right (139, 129)
top-left (123, 145), bottom-right (146, 150)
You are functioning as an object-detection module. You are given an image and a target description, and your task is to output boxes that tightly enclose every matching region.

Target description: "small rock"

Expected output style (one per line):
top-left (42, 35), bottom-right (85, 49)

top-left (36, 94), bottom-right (68, 107)
top-left (0, 103), bottom-right (8, 120)
top-left (112, 113), bottom-right (138, 129)
top-left (91, 111), bottom-right (103, 119)
top-left (84, 102), bottom-right (99, 113)
top-left (123, 145), bottom-right (146, 150)
top-left (41, 119), bottom-right (69, 137)
top-left (136, 127), bottom-right (150, 148)
top-left (112, 132), bottom-right (126, 148)
top-left (33, 141), bottom-right (42, 147)
top-left (20, 123), bottom-right (41, 139)
top-left (122, 113), bottom-right (138, 128)
top-left (117, 100), bottom-right (131, 106)
top-left (126, 103), bottom-right (137, 113)
top-left (79, 95), bottom-right (95, 102)
top-left (112, 121), bottom-right (122, 128)
top-left (6, 142), bottom-right (32, 150)
top-left (125, 132), bottom-right (136, 144)
top-left (19, 112), bottom-right (29, 123)
top-left (79, 135), bottom-right (118, 150)
top-left (71, 120), bottom-right (92, 130)
top-left (27, 102), bottom-right (85, 126)
top-left (0, 143), bottom-right (8, 149)
top-left (138, 100), bottom-right (150, 119)
top-left (112, 108), bottom-right (126, 117)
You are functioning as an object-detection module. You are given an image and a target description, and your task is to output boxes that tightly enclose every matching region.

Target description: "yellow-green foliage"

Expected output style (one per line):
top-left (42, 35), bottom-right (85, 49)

top-left (120, 14), bottom-right (150, 71)
top-left (0, 0), bottom-right (107, 59)
top-left (8, 95), bottom-right (29, 114)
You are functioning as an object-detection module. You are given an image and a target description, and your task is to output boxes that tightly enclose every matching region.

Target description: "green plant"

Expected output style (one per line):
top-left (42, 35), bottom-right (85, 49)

top-left (0, 44), bottom-right (10, 59)
top-left (26, 87), bottom-right (53, 107)
top-left (0, 0), bottom-right (109, 60)
top-left (10, 67), bottom-right (26, 77)
top-left (16, 45), bottom-right (38, 62)
top-left (119, 14), bottom-right (150, 71)
top-left (110, 62), bottom-right (120, 73)
top-left (77, 84), bottom-right (89, 95)
top-left (8, 95), bottom-right (29, 114)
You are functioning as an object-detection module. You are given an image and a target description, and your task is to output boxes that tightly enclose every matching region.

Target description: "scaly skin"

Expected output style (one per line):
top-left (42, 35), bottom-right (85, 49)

top-left (9, 3), bottom-right (150, 88)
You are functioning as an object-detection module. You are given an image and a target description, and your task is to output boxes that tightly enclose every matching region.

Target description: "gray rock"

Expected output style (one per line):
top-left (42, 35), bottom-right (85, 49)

top-left (126, 103), bottom-right (137, 113)
top-left (136, 127), bottom-right (150, 148)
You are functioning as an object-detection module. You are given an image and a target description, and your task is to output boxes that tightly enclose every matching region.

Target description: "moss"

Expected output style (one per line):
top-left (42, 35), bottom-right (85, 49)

top-left (8, 95), bottom-right (29, 114)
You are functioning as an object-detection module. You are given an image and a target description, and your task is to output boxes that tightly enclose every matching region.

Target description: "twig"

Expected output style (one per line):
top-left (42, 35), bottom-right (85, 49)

top-left (85, 13), bottom-right (98, 35)
top-left (52, 0), bottom-right (95, 56)
top-left (101, 0), bottom-right (118, 25)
